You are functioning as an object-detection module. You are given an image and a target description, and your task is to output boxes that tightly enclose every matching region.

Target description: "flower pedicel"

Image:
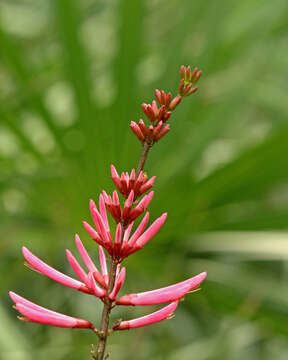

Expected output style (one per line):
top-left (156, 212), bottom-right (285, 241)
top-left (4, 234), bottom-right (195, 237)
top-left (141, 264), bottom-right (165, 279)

top-left (10, 65), bottom-right (206, 360)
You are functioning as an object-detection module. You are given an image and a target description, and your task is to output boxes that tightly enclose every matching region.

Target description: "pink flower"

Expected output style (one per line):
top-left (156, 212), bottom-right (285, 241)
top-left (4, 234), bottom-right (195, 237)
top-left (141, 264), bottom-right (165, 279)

top-left (116, 272), bottom-right (207, 305)
top-left (109, 267), bottom-right (126, 301)
top-left (9, 291), bottom-right (94, 329)
top-left (110, 165), bottom-right (156, 199)
top-left (130, 121), bottom-right (145, 142)
top-left (113, 301), bottom-right (179, 330)
top-left (22, 246), bottom-right (91, 294)
top-left (142, 101), bottom-right (172, 124)
top-left (22, 237), bottom-right (126, 299)
top-left (130, 120), bottom-right (170, 144)
top-left (154, 90), bottom-right (182, 111)
top-left (9, 65), bottom-right (206, 360)
top-left (84, 205), bottom-right (167, 259)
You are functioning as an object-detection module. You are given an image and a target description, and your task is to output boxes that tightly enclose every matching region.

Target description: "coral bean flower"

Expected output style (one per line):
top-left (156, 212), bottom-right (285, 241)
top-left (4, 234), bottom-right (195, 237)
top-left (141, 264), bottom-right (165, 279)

top-left (9, 292), bottom-right (94, 329)
top-left (9, 65), bottom-right (205, 360)
top-left (116, 272), bottom-right (207, 306)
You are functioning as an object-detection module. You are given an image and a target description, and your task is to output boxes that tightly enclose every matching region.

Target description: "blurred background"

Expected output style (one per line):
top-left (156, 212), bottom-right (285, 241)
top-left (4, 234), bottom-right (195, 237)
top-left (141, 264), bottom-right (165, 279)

top-left (1, 0), bottom-right (288, 359)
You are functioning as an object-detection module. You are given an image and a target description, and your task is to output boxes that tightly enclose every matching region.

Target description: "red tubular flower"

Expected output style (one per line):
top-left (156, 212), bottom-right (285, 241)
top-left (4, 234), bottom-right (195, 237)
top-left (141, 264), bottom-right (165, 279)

top-left (109, 267), bottom-right (126, 301)
top-left (116, 272), bottom-right (207, 306)
top-left (89, 188), bottom-right (154, 227)
top-left (131, 119), bottom-right (171, 144)
top-left (155, 89), bottom-right (182, 111)
top-left (87, 272), bottom-right (106, 298)
top-left (66, 249), bottom-right (89, 285)
top-left (9, 292), bottom-right (94, 329)
top-left (68, 236), bottom-right (107, 289)
top-left (130, 121), bottom-right (145, 142)
top-left (22, 235), bottom-right (118, 298)
top-left (84, 207), bottom-right (167, 260)
top-left (87, 199), bottom-right (113, 254)
top-left (99, 246), bottom-right (109, 285)
top-left (113, 301), bottom-right (179, 330)
top-left (128, 191), bottom-right (154, 222)
top-left (126, 213), bottom-right (167, 252)
top-left (22, 246), bottom-right (91, 294)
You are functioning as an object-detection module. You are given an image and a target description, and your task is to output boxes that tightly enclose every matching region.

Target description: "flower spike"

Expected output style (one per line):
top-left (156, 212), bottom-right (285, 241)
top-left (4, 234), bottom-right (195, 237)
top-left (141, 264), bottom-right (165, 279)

top-left (113, 301), bottom-right (179, 330)
top-left (9, 65), bottom-right (206, 360)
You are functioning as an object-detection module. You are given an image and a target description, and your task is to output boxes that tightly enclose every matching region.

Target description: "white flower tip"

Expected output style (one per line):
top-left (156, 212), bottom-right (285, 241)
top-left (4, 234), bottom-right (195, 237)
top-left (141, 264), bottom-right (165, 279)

top-left (9, 291), bottom-right (16, 301)
top-left (22, 246), bottom-right (28, 254)
top-left (199, 271), bottom-right (207, 280)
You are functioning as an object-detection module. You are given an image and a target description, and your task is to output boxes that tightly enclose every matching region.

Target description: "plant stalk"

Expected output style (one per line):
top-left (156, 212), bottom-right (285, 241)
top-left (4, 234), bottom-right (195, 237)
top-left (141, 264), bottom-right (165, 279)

top-left (136, 142), bottom-right (152, 177)
top-left (95, 260), bottom-right (118, 360)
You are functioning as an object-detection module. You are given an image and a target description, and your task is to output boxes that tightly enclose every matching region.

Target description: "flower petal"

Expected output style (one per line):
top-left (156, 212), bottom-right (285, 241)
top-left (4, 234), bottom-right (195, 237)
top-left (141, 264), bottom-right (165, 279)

top-left (9, 292), bottom-right (93, 329)
top-left (116, 272), bottom-right (207, 305)
top-left (114, 301), bottom-right (178, 330)
top-left (22, 247), bottom-right (89, 293)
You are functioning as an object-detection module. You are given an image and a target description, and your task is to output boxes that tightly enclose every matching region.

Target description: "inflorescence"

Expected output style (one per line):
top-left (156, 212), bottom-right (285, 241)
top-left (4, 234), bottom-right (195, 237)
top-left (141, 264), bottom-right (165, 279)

top-left (9, 65), bottom-right (206, 360)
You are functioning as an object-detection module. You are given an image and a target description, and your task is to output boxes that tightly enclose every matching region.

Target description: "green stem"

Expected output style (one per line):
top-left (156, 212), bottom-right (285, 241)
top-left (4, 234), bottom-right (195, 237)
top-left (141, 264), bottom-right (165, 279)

top-left (95, 260), bottom-right (118, 360)
top-left (136, 142), bottom-right (152, 178)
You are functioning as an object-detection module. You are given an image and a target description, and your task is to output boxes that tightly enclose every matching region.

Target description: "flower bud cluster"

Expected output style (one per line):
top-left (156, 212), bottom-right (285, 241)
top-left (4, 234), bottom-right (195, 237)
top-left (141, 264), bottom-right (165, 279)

top-left (110, 165), bottom-right (156, 199)
top-left (130, 65), bottom-right (202, 145)
top-left (179, 65), bottom-right (202, 97)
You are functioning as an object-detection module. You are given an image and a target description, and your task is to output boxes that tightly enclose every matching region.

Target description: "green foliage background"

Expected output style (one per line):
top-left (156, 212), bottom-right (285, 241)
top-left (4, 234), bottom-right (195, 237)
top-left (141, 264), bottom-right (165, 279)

top-left (1, 0), bottom-right (288, 359)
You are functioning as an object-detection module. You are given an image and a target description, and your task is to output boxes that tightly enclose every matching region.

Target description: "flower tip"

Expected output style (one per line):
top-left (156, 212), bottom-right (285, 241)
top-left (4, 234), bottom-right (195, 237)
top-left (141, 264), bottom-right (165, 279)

top-left (22, 246), bottom-right (28, 254)
top-left (110, 164), bottom-right (118, 178)
top-left (147, 191), bottom-right (154, 201)
top-left (89, 199), bottom-right (96, 209)
top-left (199, 271), bottom-right (207, 280)
top-left (22, 246), bottom-right (32, 261)
top-left (9, 291), bottom-right (16, 302)
top-left (161, 212), bottom-right (168, 222)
